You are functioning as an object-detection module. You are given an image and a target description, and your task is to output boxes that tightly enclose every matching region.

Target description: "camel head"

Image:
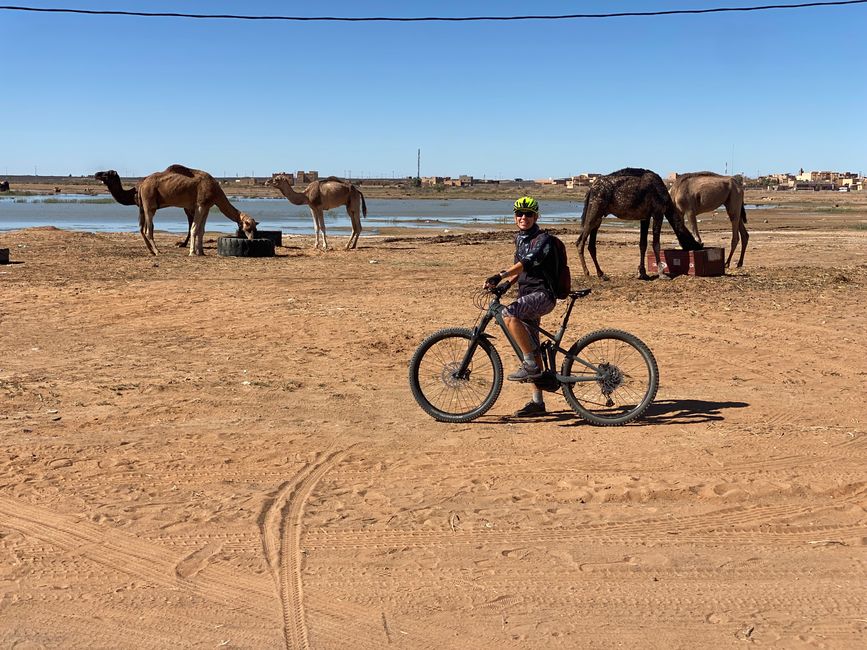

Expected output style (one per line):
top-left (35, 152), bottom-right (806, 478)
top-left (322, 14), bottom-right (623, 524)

top-left (94, 170), bottom-right (120, 184)
top-left (237, 212), bottom-right (258, 240)
top-left (265, 174), bottom-right (292, 189)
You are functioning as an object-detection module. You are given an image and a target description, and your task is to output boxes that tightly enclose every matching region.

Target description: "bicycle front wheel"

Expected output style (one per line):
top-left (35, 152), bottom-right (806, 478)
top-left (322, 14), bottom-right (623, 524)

top-left (409, 327), bottom-right (503, 423)
top-left (560, 329), bottom-right (659, 426)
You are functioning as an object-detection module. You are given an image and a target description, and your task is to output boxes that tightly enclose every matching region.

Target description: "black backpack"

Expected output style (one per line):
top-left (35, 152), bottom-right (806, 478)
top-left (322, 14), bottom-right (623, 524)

top-left (546, 232), bottom-right (572, 299)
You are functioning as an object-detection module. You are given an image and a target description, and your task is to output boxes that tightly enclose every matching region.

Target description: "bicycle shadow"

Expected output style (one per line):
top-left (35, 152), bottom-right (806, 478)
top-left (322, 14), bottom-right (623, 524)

top-left (639, 399), bottom-right (749, 425)
top-left (462, 399), bottom-right (749, 427)
top-left (550, 398), bottom-right (749, 427)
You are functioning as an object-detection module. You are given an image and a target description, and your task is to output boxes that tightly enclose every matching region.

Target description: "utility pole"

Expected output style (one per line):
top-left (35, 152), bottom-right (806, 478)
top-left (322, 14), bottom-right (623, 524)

top-left (417, 148), bottom-right (420, 179)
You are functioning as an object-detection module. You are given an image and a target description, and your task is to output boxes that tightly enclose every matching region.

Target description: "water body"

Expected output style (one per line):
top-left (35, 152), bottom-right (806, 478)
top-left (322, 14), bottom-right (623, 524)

top-left (0, 195), bottom-right (587, 235)
top-left (0, 195), bottom-right (771, 235)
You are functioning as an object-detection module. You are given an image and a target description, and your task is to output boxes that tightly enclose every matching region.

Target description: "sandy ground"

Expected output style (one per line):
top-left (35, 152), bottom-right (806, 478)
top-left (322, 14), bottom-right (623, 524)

top-left (1, 200), bottom-right (866, 648)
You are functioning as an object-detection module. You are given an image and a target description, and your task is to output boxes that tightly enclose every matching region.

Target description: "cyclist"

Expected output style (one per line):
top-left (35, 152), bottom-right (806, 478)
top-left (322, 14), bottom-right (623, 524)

top-left (484, 196), bottom-right (557, 417)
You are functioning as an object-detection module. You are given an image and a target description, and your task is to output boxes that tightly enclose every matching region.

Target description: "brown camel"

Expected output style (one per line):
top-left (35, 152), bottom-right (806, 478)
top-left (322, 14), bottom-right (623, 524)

top-left (670, 172), bottom-right (749, 268)
top-left (576, 168), bottom-right (703, 280)
top-left (94, 165), bottom-right (258, 256)
top-left (95, 169), bottom-right (194, 248)
top-left (265, 174), bottom-right (367, 250)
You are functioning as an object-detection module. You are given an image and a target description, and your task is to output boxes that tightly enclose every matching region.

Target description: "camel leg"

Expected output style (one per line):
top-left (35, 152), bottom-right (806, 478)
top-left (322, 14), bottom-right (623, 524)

top-left (638, 218), bottom-right (652, 280)
top-left (317, 209), bottom-right (328, 251)
top-left (736, 220), bottom-right (749, 267)
top-left (139, 206), bottom-right (159, 256)
top-left (685, 210), bottom-right (703, 245)
top-left (650, 216), bottom-right (668, 280)
top-left (349, 209), bottom-right (361, 249)
top-left (310, 207), bottom-right (328, 250)
top-left (726, 217), bottom-right (749, 268)
top-left (177, 208), bottom-right (193, 247)
top-left (189, 206), bottom-right (208, 256)
top-left (588, 229), bottom-right (607, 280)
top-left (307, 207), bottom-right (320, 249)
top-left (575, 231), bottom-right (591, 277)
top-left (346, 202), bottom-right (361, 250)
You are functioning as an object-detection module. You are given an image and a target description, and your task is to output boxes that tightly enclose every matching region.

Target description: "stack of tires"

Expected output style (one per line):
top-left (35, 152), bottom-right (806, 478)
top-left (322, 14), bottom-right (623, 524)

top-left (217, 230), bottom-right (282, 258)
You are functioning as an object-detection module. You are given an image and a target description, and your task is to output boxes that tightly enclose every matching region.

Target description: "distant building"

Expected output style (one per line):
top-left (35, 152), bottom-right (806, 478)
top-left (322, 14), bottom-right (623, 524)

top-left (566, 174), bottom-right (599, 189)
top-left (442, 175), bottom-right (474, 187)
top-left (294, 170), bottom-right (319, 184)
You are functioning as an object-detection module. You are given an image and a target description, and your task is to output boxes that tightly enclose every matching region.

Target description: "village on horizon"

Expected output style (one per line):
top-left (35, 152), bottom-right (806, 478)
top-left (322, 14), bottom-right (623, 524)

top-left (1, 167), bottom-right (864, 194)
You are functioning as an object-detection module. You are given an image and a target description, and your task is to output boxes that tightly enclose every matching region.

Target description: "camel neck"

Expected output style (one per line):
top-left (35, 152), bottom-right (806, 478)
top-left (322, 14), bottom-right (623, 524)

top-left (103, 179), bottom-right (138, 206)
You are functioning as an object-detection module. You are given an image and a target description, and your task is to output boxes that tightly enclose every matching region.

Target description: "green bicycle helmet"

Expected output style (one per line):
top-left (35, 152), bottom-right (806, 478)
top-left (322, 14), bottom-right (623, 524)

top-left (513, 196), bottom-right (540, 214)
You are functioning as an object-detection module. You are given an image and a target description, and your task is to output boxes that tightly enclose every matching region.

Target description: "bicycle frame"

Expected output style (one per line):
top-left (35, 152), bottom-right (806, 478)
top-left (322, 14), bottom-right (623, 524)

top-left (455, 289), bottom-right (600, 384)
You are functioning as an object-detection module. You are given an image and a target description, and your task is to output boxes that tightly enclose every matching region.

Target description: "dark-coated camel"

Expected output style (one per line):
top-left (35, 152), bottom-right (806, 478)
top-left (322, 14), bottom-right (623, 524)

top-left (95, 165), bottom-right (258, 256)
top-left (670, 172), bottom-right (749, 268)
top-left (576, 168), bottom-right (703, 280)
top-left (265, 174), bottom-right (367, 250)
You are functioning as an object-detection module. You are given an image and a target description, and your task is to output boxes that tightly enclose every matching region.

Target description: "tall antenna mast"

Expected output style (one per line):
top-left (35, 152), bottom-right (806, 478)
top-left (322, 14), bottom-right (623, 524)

top-left (417, 148), bottom-right (420, 179)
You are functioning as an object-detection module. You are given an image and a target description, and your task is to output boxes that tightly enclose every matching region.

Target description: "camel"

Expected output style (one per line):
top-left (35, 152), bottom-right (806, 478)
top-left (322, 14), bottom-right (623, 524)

top-left (95, 169), bottom-right (194, 248)
top-left (670, 172), bottom-right (749, 268)
top-left (265, 174), bottom-right (367, 250)
top-left (94, 165), bottom-right (258, 256)
top-left (576, 168), bottom-right (703, 280)
top-left (0, 180), bottom-right (9, 192)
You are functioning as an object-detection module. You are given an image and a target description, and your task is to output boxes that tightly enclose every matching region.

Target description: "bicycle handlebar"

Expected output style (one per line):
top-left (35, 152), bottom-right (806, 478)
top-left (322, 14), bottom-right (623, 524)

top-left (489, 281), bottom-right (512, 298)
top-left (486, 284), bottom-right (592, 301)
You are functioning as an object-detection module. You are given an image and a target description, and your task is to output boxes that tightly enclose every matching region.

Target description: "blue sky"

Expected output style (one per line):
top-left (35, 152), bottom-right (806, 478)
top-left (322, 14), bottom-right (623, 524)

top-left (1, 1), bottom-right (865, 179)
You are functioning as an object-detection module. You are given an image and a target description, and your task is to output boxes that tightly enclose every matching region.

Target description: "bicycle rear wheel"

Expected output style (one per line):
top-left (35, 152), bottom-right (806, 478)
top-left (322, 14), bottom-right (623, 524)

top-left (409, 327), bottom-right (503, 423)
top-left (560, 329), bottom-right (658, 426)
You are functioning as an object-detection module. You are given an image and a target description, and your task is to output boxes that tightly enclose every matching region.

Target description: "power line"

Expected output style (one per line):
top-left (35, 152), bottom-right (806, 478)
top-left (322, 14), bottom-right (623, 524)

top-left (1, 1), bottom-right (866, 22)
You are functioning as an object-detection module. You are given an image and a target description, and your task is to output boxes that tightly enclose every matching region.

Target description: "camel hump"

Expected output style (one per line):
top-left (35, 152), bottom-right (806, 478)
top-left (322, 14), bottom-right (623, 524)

top-left (321, 176), bottom-right (344, 184)
top-left (610, 167), bottom-right (652, 177)
top-left (165, 164), bottom-right (196, 177)
top-left (674, 171), bottom-right (721, 183)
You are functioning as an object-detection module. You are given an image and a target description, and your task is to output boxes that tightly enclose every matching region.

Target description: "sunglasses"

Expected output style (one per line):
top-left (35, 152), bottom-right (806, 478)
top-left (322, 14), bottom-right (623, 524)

top-left (515, 211), bottom-right (537, 219)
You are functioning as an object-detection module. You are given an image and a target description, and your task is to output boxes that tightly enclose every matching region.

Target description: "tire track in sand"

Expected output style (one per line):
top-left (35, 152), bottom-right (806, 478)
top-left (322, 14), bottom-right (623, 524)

top-left (260, 448), bottom-right (349, 650)
top-left (0, 495), bottom-right (277, 646)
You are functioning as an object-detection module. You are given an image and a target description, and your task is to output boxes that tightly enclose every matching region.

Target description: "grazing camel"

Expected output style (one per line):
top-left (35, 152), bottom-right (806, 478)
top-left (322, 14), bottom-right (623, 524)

top-left (576, 168), bottom-right (703, 280)
top-left (670, 172), bottom-right (749, 268)
top-left (265, 174), bottom-right (367, 250)
top-left (94, 165), bottom-right (258, 256)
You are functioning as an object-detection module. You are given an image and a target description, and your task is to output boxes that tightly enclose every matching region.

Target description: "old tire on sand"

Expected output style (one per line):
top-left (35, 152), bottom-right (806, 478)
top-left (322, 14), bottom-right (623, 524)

top-left (236, 229), bottom-right (282, 247)
top-left (217, 237), bottom-right (275, 258)
top-left (256, 230), bottom-right (283, 247)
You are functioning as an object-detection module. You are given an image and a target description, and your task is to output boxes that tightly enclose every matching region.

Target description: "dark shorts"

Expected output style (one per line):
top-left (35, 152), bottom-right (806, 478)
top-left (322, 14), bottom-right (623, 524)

top-left (503, 290), bottom-right (556, 347)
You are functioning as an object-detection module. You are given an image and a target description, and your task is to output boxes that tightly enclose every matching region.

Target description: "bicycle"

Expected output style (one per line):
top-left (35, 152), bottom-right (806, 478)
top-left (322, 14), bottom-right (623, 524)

top-left (408, 284), bottom-right (659, 425)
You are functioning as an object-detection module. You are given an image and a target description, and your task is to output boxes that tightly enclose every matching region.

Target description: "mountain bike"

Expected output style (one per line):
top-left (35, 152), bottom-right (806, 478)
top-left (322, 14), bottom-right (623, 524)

top-left (409, 285), bottom-right (659, 425)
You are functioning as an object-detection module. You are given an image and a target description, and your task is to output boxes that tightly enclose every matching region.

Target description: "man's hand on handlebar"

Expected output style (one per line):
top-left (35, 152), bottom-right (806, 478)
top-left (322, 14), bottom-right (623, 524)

top-left (484, 274), bottom-right (502, 289)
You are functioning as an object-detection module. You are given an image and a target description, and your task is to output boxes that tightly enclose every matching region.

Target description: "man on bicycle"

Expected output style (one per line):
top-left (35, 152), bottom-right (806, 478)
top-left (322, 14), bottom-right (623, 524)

top-left (484, 196), bottom-right (557, 417)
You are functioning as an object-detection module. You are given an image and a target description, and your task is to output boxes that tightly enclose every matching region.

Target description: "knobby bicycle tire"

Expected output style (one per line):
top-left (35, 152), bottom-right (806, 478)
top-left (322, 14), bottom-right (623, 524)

top-left (409, 327), bottom-right (503, 423)
top-left (560, 328), bottom-right (659, 426)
